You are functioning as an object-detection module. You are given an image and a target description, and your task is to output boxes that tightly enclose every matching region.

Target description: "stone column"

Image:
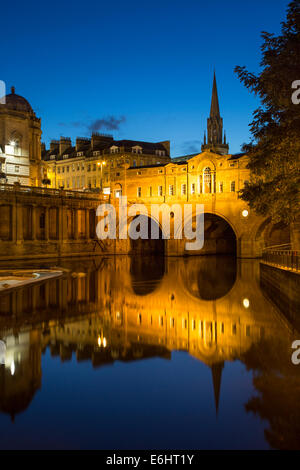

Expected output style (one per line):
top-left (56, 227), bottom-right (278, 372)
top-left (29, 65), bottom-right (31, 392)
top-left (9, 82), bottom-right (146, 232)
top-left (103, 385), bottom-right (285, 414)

top-left (85, 209), bottom-right (90, 239)
top-left (74, 209), bottom-right (79, 240)
top-left (16, 204), bottom-right (23, 242)
top-left (45, 207), bottom-right (49, 241)
top-left (32, 206), bottom-right (37, 240)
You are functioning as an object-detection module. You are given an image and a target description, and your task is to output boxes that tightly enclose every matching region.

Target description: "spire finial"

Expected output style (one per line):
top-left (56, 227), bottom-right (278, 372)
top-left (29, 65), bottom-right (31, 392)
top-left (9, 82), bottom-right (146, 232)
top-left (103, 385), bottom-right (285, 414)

top-left (11, 86), bottom-right (15, 95)
top-left (210, 72), bottom-right (220, 118)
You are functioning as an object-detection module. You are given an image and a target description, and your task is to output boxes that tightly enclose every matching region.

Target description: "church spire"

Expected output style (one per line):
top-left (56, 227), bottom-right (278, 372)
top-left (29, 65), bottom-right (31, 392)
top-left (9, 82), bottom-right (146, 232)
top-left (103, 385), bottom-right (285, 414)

top-left (201, 72), bottom-right (229, 155)
top-left (210, 72), bottom-right (220, 118)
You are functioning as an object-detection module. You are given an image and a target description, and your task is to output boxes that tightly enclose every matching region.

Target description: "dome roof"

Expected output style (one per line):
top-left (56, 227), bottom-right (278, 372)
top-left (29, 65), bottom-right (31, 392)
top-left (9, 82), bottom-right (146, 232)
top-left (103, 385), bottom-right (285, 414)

top-left (4, 86), bottom-right (33, 113)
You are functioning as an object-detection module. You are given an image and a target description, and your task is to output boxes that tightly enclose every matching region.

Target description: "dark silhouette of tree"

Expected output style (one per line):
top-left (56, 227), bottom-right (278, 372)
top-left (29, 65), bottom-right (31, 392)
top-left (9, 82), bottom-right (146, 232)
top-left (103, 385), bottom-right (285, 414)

top-left (235, 1), bottom-right (300, 230)
top-left (242, 337), bottom-right (300, 450)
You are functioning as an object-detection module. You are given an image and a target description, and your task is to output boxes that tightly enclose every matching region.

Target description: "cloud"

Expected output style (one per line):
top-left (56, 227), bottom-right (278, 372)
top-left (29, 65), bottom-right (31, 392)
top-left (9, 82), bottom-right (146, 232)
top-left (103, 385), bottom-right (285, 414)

top-left (58, 116), bottom-right (126, 132)
top-left (87, 116), bottom-right (126, 132)
top-left (182, 140), bottom-right (201, 154)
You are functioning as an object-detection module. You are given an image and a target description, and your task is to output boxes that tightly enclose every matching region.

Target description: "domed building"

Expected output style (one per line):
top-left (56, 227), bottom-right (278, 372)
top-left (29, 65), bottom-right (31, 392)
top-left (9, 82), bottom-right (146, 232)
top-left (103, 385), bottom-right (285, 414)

top-left (0, 86), bottom-right (42, 186)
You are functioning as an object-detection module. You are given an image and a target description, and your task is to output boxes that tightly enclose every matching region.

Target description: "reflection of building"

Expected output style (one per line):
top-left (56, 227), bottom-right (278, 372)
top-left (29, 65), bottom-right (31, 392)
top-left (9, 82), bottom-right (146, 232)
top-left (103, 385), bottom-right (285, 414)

top-left (0, 330), bottom-right (41, 421)
top-left (0, 87), bottom-right (42, 186)
top-left (0, 256), bottom-right (293, 419)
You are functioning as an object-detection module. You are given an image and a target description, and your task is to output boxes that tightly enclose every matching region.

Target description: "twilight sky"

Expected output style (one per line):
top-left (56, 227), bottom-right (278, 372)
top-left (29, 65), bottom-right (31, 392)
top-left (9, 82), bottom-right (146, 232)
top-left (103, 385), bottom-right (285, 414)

top-left (1, 0), bottom-right (290, 156)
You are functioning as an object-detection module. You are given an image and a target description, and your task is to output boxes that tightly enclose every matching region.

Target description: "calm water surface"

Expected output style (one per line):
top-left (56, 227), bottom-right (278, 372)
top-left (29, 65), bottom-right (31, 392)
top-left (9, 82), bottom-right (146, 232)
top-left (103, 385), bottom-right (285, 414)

top-left (0, 256), bottom-right (299, 450)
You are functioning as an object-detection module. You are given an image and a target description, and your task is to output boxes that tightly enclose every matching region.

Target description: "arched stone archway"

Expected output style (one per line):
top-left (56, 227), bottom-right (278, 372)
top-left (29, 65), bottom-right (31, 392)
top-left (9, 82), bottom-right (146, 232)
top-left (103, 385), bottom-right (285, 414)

top-left (129, 214), bottom-right (165, 255)
top-left (183, 212), bottom-right (237, 255)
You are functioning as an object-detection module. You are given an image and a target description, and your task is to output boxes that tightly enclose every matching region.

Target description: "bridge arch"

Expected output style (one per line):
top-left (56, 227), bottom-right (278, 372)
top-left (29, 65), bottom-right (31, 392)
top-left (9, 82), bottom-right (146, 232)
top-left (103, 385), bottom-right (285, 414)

top-left (182, 210), bottom-right (237, 255)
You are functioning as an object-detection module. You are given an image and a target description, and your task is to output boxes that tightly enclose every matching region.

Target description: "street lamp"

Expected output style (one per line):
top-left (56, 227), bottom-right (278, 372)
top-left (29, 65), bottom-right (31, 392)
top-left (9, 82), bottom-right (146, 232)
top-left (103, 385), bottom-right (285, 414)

top-left (97, 161), bottom-right (106, 192)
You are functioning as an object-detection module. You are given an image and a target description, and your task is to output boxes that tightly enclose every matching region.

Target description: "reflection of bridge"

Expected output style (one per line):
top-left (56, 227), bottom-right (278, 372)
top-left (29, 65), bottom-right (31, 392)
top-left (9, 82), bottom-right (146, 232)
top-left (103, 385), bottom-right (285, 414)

top-left (0, 256), bottom-right (294, 419)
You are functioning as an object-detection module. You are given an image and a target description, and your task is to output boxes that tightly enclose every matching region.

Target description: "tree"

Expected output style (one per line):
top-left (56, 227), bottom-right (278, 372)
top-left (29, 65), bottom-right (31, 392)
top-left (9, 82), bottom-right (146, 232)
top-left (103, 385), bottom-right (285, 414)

top-left (235, 1), bottom-right (300, 246)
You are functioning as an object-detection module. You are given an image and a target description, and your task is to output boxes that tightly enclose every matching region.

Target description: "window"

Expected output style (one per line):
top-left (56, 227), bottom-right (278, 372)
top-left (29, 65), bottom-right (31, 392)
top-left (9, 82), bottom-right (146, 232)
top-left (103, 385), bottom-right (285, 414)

top-left (66, 166), bottom-right (69, 172)
top-left (191, 183), bottom-right (195, 194)
top-left (158, 169), bottom-right (163, 174)
top-left (133, 160), bottom-right (137, 167)
top-left (57, 167), bottom-right (61, 174)
top-left (192, 320), bottom-right (196, 330)
top-left (169, 184), bottom-right (174, 196)
top-left (138, 314), bottom-right (142, 325)
top-left (149, 186), bottom-right (152, 197)
top-left (244, 180), bottom-right (249, 187)
top-left (72, 164), bottom-right (75, 171)
top-left (137, 187), bottom-right (142, 197)
top-left (219, 181), bottom-right (223, 193)
top-left (15, 165), bottom-right (19, 173)
top-left (181, 184), bottom-right (187, 195)
top-left (158, 185), bottom-right (163, 196)
top-left (203, 167), bottom-right (211, 193)
top-left (170, 318), bottom-right (175, 328)
top-left (93, 164), bottom-right (96, 171)
top-left (230, 181), bottom-right (236, 192)
top-left (87, 164), bottom-right (91, 172)
top-left (232, 324), bottom-right (237, 335)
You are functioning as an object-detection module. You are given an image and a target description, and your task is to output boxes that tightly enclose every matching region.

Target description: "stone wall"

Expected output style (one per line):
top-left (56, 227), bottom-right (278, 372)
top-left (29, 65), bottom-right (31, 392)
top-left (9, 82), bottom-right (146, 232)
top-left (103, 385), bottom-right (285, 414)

top-left (260, 262), bottom-right (300, 331)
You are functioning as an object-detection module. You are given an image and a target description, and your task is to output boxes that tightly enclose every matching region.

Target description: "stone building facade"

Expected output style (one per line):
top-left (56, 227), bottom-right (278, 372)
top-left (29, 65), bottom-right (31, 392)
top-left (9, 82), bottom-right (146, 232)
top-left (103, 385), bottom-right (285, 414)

top-left (0, 87), bottom-right (42, 186)
top-left (42, 135), bottom-right (171, 192)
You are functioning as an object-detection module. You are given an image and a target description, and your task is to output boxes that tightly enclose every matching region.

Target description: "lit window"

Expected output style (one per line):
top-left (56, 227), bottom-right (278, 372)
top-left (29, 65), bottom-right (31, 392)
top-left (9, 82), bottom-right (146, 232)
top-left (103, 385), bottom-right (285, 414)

top-left (230, 181), bottom-right (236, 192)
top-left (191, 183), bottom-right (195, 194)
top-left (158, 185), bottom-right (163, 196)
top-left (181, 184), bottom-right (187, 195)
top-left (169, 184), bottom-right (174, 196)
top-left (203, 167), bottom-right (212, 193)
top-left (137, 187), bottom-right (142, 197)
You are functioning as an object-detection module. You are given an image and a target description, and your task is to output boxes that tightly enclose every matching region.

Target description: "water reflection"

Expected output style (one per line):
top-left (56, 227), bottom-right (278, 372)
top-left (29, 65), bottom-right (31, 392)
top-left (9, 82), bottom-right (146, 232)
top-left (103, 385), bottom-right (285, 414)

top-left (0, 256), bottom-right (299, 449)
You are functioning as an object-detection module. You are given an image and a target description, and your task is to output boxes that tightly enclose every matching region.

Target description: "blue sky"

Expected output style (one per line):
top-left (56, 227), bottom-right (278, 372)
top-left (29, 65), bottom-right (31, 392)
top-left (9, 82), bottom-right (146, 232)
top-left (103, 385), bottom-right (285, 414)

top-left (1, 0), bottom-right (290, 156)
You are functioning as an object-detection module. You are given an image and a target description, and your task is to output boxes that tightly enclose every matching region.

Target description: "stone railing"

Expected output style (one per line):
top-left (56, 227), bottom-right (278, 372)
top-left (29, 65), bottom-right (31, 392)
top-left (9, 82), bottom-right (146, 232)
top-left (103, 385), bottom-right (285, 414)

top-left (0, 183), bottom-right (106, 201)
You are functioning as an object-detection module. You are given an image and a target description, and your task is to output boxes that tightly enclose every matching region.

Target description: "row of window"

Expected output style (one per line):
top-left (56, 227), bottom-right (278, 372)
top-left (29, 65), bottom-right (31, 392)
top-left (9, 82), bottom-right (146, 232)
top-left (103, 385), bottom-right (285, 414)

top-left (137, 314), bottom-right (252, 337)
top-left (136, 181), bottom-right (239, 197)
top-left (56, 177), bottom-right (100, 189)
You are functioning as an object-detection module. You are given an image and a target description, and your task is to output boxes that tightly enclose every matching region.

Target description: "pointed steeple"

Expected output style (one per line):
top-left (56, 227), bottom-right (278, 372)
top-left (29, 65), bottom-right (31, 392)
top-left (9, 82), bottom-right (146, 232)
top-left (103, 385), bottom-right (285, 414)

top-left (210, 72), bottom-right (220, 118)
top-left (201, 72), bottom-right (229, 155)
top-left (211, 361), bottom-right (224, 416)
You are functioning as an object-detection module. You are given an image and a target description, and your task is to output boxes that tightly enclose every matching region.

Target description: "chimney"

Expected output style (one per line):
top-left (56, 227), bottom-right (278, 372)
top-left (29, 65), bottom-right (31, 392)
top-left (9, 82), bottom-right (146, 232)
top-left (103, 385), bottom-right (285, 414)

top-left (91, 132), bottom-right (114, 149)
top-left (50, 140), bottom-right (59, 152)
top-left (76, 137), bottom-right (91, 151)
top-left (59, 136), bottom-right (71, 155)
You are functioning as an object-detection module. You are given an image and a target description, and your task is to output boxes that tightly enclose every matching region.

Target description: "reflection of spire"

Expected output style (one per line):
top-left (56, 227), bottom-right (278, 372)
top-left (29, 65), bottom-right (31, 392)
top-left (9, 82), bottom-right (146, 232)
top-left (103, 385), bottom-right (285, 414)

top-left (211, 361), bottom-right (224, 416)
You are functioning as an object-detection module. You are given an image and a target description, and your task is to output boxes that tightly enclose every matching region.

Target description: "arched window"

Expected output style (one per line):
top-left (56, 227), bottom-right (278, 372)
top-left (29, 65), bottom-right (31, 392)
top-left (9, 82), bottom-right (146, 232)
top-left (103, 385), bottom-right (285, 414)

top-left (203, 167), bottom-right (212, 193)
